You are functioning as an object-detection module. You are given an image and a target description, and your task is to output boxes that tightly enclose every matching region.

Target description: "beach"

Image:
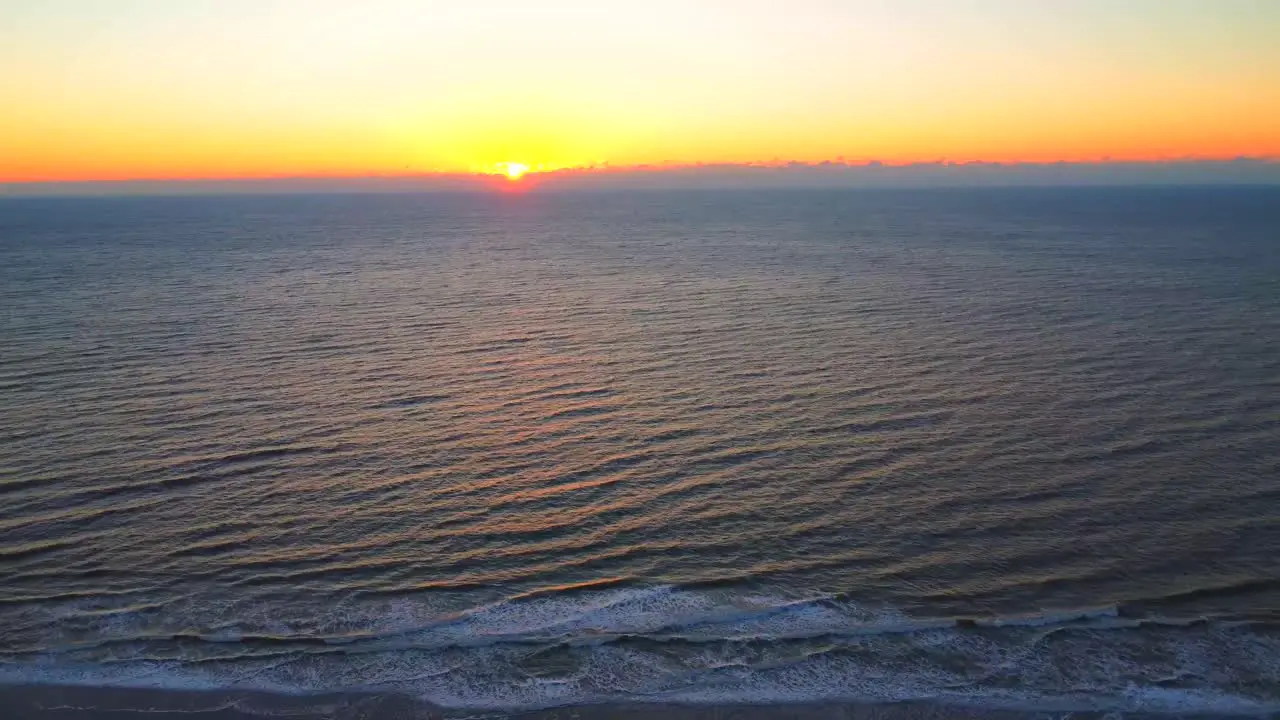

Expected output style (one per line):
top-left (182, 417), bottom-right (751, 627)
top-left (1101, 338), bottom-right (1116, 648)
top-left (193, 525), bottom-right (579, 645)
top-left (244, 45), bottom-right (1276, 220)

top-left (6, 685), bottom-right (1251, 720)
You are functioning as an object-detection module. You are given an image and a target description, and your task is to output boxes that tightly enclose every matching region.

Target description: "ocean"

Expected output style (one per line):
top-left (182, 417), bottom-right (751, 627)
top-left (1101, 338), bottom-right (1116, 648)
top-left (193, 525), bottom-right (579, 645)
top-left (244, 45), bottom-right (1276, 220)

top-left (1, 187), bottom-right (1278, 715)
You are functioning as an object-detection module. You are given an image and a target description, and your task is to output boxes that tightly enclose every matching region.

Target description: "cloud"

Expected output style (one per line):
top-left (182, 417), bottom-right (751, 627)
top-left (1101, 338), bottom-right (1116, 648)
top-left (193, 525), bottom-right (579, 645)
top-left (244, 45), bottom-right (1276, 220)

top-left (531, 158), bottom-right (1280, 190)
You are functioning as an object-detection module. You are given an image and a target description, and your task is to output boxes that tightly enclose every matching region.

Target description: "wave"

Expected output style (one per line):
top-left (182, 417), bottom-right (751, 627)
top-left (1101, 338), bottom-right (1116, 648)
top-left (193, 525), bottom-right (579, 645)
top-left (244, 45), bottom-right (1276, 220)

top-left (2, 585), bottom-right (1278, 714)
top-left (1119, 577), bottom-right (1280, 610)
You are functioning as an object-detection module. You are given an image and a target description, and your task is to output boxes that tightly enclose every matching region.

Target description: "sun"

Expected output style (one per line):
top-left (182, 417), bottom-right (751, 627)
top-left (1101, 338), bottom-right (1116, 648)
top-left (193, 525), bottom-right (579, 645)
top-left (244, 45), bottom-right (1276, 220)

top-left (501, 162), bottom-right (530, 181)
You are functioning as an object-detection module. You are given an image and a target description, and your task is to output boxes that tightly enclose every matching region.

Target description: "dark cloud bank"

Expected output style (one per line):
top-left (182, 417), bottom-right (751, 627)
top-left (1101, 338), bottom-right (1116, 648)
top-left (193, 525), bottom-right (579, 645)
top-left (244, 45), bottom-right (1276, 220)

top-left (4, 159), bottom-right (1278, 196)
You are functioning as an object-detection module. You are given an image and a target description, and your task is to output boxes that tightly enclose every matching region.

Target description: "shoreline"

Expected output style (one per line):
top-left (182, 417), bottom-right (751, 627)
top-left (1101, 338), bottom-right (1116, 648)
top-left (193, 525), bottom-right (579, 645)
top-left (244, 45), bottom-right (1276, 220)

top-left (0, 685), bottom-right (1263, 720)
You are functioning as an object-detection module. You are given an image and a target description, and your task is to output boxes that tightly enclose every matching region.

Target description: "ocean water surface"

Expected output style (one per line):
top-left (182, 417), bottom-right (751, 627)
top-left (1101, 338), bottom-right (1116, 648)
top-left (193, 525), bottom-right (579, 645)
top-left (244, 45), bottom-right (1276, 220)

top-left (1, 188), bottom-right (1278, 713)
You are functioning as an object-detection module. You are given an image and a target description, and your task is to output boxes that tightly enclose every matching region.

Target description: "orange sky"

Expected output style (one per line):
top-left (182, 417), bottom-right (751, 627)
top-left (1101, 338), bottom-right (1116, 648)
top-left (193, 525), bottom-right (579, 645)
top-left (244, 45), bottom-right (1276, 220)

top-left (3, 0), bottom-right (1279, 182)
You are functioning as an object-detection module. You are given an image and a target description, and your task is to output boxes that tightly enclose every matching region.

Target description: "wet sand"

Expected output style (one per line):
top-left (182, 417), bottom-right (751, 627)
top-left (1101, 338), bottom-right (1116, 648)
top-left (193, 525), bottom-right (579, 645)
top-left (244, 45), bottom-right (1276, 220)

top-left (0, 686), bottom-right (1252, 720)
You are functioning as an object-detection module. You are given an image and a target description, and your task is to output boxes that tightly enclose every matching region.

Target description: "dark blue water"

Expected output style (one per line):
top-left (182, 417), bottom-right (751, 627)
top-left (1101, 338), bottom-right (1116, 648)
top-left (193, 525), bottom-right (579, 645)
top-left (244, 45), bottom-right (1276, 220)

top-left (1, 188), bottom-right (1278, 712)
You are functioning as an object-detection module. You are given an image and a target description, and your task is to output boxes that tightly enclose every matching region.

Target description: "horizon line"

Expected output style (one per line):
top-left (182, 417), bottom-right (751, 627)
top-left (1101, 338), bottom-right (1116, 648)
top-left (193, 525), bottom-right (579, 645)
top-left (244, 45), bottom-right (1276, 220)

top-left (6, 156), bottom-right (1280, 186)
top-left (5, 158), bottom-right (1280, 197)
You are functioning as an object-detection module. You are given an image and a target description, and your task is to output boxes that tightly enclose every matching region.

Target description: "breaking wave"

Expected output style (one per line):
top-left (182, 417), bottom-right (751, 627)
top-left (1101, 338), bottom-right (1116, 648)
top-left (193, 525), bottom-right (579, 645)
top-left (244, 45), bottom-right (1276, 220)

top-left (2, 585), bottom-right (1277, 714)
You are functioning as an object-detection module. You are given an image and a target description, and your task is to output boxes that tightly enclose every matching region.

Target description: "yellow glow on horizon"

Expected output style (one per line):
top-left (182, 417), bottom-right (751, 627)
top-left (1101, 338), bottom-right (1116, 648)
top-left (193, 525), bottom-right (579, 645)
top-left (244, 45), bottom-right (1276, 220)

top-left (502, 162), bottom-right (530, 181)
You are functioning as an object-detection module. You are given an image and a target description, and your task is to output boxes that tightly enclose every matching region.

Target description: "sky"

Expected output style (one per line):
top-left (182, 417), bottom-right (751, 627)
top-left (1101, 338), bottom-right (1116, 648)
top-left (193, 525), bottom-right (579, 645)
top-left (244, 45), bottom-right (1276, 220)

top-left (2, 0), bottom-right (1279, 183)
